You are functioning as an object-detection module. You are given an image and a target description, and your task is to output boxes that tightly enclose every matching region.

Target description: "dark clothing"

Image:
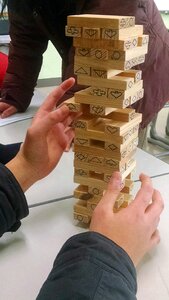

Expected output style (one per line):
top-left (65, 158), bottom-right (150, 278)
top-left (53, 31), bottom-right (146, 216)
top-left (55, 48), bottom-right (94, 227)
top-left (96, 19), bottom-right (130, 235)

top-left (0, 163), bottom-right (28, 237)
top-left (0, 142), bottom-right (21, 164)
top-left (37, 232), bottom-right (137, 300)
top-left (1, 0), bottom-right (169, 127)
top-left (0, 162), bottom-right (137, 299)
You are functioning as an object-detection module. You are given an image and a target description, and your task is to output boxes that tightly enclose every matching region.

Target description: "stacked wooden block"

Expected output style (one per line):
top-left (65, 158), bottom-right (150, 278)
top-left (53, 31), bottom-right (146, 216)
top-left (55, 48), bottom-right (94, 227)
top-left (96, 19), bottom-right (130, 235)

top-left (65, 14), bottom-right (149, 224)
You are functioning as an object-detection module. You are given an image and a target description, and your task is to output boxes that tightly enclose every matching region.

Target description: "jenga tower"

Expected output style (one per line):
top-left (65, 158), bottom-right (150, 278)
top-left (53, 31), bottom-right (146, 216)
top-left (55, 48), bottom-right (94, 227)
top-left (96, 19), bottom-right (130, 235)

top-left (65, 14), bottom-right (149, 224)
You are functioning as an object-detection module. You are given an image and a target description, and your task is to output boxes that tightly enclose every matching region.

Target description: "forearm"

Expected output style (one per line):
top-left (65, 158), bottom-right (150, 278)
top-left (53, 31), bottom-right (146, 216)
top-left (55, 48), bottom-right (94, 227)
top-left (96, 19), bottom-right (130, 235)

top-left (37, 232), bottom-right (137, 299)
top-left (0, 163), bottom-right (28, 237)
top-left (6, 154), bottom-right (38, 192)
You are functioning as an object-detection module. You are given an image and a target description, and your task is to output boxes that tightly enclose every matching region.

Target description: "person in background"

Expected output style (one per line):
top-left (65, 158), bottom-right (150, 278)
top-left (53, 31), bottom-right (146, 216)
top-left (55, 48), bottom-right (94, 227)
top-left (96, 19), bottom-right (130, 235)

top-left (0, 0), bottom-right (169, 137)
top-left (1, 77), bottom-right (164, 299)
top-left (0, 51), bottom-right (8, 88)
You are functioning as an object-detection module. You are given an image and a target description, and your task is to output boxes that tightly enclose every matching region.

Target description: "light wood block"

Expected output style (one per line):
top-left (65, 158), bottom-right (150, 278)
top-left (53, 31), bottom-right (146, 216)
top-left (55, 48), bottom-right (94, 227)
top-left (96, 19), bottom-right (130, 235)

top-left (107, 80), bottom-right (143, 100)
top-left (118, 70), bottom-right (142, 82)
top-left (67, 14), bottom-right (135, 30)
top-left (101, 25), bottom-right (143, 40)
top-left (75, 54), bottom-right (145, 71)
top-left (91, 68), bottom-right (122, 79)
top-left (74, 64), bottom-right (91, 76)
top-left (73, 36), bottom-right (139, 51)
top-left (90, 48), bottom-right (109, 60)
top-left (108, 45), bottom-right (148, 61)
top-left (64, 97), bottom-right (89, 113)
top-left (77, 74), bottom-right (134, 90)
top-left (90, 105), bottom-right (115, 116)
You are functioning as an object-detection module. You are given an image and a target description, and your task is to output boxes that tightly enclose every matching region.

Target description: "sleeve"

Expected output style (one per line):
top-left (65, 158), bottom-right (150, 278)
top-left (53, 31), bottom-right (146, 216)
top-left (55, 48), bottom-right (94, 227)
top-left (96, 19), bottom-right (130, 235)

top-left (36, 232), bottom-right (137, 300)
top-left (0, 163), bottom-right (29, 237)
top-left (0, 1), bottom-right (48, 112)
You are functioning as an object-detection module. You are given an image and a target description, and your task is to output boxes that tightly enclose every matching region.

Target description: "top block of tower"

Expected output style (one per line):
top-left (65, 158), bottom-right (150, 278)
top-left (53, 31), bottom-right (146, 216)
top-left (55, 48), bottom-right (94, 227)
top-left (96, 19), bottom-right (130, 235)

top-left (67, 14), bottom-right (135, 30)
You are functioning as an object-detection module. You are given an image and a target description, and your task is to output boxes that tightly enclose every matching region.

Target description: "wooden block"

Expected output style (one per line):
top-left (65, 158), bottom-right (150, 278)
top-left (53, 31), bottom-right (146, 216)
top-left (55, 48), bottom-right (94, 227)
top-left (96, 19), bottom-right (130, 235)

top-left (73, 36), bottom-right (138, 51)
top-left (67, 14), bottom-right (135, 30)
top-left (73, 115), bottom-right (95, 130)
top-left (108, 108), bottom-right (136, 122)
top-left (74, 137), bottom-right (90, 147)
top-left (77, 74), bottom-right (134, 90)
top-left (74, 199), bottom-right (88, 214)
top-left (91, 68), bottom-right (122, 79)
top-left (65, 25), bottom-right (82, 37)
top-left (74, 185), bottom-right (91, 199)
top-left (74, 211), bottom-right (91, 223)
top-left (90, 105), bottom-right (115, 116)
top-left (75, 88), bottom-right (131, 109)
top-left (122, 179), bottom-right (134, 193)
top-left (104, 112), bottom-right (142, 135)
top-left (138, 35), bottom-right (149, 46)
top-left (118, 70), bottom-right (142, 82)
top-left (75, 54), bottom-right (145, 71)
top-left (107, 80), bottom-right (143, 101)
top-left (102, 25), bottom-right (143, 40)
top-left (108, 45), bottom-right (148, 61)
top-left (82, 27), bottom-right (100, 39)
top-left (88, 186), bottom-right (104, 197)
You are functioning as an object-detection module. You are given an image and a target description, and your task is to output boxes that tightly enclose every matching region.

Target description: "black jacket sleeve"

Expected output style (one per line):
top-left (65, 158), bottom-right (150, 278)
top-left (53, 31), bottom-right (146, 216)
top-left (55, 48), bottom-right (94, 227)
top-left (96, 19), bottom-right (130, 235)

top-left (0, 163), bottom-right (29, 237)
top-left (37, 232), bottom-right (137, 300)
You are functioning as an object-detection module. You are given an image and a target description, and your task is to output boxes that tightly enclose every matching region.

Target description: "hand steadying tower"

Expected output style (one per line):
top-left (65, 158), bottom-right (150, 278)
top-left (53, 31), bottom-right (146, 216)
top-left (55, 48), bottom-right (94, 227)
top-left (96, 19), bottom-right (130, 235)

top-left (65, 14), bottom-right (149, 224)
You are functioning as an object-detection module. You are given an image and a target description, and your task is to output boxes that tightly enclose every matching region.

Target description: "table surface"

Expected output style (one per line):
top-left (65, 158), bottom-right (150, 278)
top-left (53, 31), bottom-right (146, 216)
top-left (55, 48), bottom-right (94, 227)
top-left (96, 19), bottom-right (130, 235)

top-left (0, 109), bottom-right (169, 300)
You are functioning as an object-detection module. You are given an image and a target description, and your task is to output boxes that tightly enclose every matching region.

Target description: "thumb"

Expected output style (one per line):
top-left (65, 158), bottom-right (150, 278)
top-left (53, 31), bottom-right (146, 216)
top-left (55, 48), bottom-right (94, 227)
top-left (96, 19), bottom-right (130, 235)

top-left (97, 172), bottom-right (123, 211)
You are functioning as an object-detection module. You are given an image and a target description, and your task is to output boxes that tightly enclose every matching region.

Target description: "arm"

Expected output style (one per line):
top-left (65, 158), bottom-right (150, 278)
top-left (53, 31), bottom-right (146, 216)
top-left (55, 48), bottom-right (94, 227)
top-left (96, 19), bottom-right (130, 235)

top-left (36, 172), bottom-right (164, 299)
top-left (0, 0), bottom-right (48, 117)
top-left (0, 78), bottom-right (78, 236)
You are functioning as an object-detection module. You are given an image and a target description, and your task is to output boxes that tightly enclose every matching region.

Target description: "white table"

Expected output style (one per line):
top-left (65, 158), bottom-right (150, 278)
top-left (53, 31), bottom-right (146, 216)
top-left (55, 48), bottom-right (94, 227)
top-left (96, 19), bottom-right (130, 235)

top-left (0, 116), bottom-right (169, 299)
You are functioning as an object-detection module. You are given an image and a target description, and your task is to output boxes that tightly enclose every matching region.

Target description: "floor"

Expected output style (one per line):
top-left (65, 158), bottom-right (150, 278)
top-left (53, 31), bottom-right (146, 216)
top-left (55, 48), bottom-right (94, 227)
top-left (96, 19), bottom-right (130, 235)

top-left (142, 106), bottom-right (169, 164)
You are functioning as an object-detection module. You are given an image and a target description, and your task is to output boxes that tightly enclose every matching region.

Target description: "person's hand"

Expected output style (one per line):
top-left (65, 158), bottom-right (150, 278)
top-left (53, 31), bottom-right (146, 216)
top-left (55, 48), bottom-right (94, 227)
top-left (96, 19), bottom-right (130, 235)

top-left (0, 102), bottom-right (18, 118)
top-left (90, 172), bottom-right (164, 266)
top-left (6, 77), bottom-right (79, 191)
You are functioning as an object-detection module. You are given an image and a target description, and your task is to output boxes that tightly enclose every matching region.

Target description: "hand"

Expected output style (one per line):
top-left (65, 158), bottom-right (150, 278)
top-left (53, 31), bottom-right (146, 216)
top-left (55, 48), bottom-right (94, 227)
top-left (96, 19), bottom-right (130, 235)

top-left (0, 102), bottom-right (18, 118)
top-left (90, 172), bottom-right (164, 266)
top-left (6, 78), bottom-right (79, 191)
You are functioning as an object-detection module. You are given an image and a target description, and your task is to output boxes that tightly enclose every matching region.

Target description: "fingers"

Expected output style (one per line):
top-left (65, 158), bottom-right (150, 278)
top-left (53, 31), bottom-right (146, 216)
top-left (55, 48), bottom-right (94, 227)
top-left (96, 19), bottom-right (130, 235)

top-left (145, 189), bottom-right (164, 225)
top-left (38, 78), bottom-right (75, 112)
top-left (132, 173), bottom-right (153, 210)
top-left (0, 103), bottom-right (17, 118)
top-left (96, 172), bottom-right (122, 211)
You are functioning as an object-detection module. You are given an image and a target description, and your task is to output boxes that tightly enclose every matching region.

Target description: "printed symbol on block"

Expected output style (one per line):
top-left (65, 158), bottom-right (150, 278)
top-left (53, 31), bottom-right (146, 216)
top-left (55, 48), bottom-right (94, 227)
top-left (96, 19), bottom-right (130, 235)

top-left (108, 90), bottom-right (123, 99)
top-left (132, 38), bottom-right (138, 47)
top-left (128, 81), bottom-right (134, 88)
top-left (91, 88), bottom-right (107, 97)
top-left (77, 48), bottom-right (90, 56)
top-left (91, 188), bottom-right (100, 195)
top-left (111, 51), bottom-right (121, 60)
top-left (74, 120), bottom-right (86, 129)
top-left (91, 105), bottom-right (104, 115)
top-left (67, 103), bottom-right (78, 112)
top-left (92, 69), bottom-right (107, 78)
top-left (122, 150), bottom-right (127, 158)
top-left (84, 29), bottom-right (98, 37)
top-left (106, 144), bottom-right (118, 151)
top-left (120, 18), bottom-right (127, 28)
top-left (106, 126), bottom-right (118, 135)
top-left (88, 157), bottom-right (103, 164)
top-left (75, 169), bottom-right (88, 177)
top-left (105, 159), bottom-right (118, 167)
top-left (80, 193), bottom-right (93, 201)
top-left (66, 26), bottom-right (81, 37)
top-left (75, 67), bottom-right (90, 75)
top-left (103, 29), bottom-right (117, 39)
top-left (75, 138), bottom-right (89, 145)
top-left (125, 41), bottom-right (132, 50)
top-left (91, 49), bottom-right (108, 60)
top-left (75, 153), bottom-right (88, 161)
top-left (104, 175), bottom-right (111, 183)
top-left (124, 98), bottom-right (130, 106)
